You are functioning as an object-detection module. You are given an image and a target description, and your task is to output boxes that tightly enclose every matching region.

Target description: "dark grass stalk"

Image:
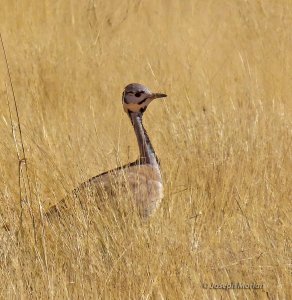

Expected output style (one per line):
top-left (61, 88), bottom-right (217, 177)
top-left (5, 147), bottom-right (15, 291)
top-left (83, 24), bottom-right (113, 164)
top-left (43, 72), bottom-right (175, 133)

top-left (0, 33), bottom-right (36, 243)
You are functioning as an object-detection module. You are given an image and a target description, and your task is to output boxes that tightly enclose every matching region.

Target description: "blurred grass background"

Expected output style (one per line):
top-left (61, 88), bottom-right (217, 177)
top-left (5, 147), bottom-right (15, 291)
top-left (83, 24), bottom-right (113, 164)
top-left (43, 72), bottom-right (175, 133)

top-left (0, 0), bottom-right (291, 298)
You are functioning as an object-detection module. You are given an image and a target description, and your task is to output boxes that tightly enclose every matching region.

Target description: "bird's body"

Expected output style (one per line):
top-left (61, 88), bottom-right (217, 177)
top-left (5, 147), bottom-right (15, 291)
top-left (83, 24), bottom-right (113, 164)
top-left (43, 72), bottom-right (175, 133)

top-left (45, 83), bottom-right (167, 219)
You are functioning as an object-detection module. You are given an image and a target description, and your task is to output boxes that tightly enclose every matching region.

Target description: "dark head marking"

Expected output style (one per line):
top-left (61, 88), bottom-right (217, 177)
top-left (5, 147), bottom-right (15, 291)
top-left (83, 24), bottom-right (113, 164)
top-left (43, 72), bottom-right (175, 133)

top-left (140, 106), bottom-right (147, 113)
top-left (135, 91), bottom-right (145, 97)
top-left (123, 83), bottom-right (167, 114)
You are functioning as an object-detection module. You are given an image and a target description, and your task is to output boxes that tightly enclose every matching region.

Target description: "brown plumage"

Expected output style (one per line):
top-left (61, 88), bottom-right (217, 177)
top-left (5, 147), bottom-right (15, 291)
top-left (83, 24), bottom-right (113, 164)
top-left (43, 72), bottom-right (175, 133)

top-left (45, 83), bottom-right (167, 219)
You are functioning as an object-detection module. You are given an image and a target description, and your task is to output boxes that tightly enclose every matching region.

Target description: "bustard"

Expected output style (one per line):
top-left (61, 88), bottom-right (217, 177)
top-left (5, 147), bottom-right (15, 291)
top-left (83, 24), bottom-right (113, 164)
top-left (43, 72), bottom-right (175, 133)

top-left (45, 83), bottom-right (167, 219)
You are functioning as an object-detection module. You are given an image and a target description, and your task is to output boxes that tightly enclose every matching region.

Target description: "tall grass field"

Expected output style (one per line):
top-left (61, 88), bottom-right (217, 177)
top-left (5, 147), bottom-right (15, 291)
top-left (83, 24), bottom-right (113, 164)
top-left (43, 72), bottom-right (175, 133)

top-left (0, 1), bottom-right (291, 299)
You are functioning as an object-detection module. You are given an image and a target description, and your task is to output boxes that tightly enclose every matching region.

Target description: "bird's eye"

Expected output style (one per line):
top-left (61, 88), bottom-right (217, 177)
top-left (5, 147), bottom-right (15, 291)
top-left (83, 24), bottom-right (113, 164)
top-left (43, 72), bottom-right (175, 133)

top-left (135, 92), bottom-right (141, 97)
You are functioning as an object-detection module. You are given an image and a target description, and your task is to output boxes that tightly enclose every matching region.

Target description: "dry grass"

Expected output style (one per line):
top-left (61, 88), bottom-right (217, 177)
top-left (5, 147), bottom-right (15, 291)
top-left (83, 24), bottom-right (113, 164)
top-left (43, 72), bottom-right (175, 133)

top-left (0, 0), bottom-right (291, 299)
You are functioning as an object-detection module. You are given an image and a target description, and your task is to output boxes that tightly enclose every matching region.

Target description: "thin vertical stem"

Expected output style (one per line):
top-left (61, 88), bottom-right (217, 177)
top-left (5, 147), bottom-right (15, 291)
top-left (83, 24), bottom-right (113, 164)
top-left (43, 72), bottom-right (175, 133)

top-left (1, 33), bottom-right (35, 241)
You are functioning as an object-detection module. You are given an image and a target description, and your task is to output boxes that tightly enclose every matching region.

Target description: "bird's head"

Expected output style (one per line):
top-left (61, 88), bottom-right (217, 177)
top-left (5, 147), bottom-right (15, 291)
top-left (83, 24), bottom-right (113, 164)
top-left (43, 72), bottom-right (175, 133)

top-left (122, 83), bottom-right (167, 114)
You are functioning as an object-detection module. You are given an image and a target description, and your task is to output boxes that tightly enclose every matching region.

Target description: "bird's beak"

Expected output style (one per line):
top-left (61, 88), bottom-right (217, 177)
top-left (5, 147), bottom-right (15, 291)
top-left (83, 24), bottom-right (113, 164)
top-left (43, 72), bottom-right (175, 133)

top-left (151, 93), bottom-right (167, 99)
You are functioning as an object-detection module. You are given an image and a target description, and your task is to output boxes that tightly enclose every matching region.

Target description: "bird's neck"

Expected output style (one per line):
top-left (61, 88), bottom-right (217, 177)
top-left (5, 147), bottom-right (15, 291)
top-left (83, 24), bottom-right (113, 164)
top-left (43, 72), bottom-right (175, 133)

top-left (129, 112), bottom-right (159, 166)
